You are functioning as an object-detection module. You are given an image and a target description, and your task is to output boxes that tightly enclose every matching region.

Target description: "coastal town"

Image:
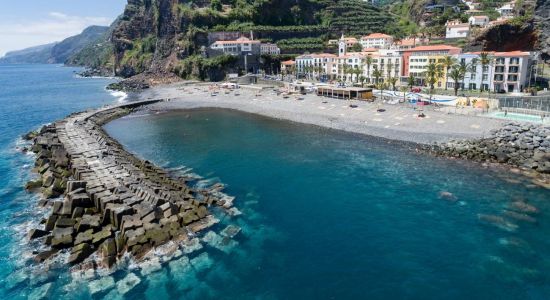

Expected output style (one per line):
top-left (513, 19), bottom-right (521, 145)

top-left (1, 0), bottom-right (549, 299)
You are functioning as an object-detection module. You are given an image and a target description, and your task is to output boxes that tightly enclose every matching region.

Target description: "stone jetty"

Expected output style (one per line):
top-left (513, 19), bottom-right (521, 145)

top-left (428, 122), bottom-right (550, 175)
top-left (25, 100), bottom-right (225, 268)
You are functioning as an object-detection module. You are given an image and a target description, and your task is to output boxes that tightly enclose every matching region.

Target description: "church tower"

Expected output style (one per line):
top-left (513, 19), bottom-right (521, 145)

top-left (338, 33), bottom-right (347, 57)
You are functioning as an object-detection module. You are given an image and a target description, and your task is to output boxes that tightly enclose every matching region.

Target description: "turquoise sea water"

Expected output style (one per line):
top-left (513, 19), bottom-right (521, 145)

top-left (105, 109), bottom-right (550, 299)
top-left (1, 64), bottom-right (550, 299)
top-left (0, 65), bottom-right (119, 298)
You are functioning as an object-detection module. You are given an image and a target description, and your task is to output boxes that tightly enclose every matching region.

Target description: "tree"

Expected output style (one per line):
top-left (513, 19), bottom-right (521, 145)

top-left (479, 52), bottom-right (493, 92)
top-left (458, 60), bottom-right (467, 91)
top-left (359, 75), bottom-right (366, 87)
top-left (407, 75), bottom-right (415, 90)
top-left (425, 62), bottom-right (444, 100)
top-left (210, 0), bottom-right (223, 11)
top-left (372, 66), bottom-right (382, 87)
top-left (365, 56), bottom-right (373, 83)
top-left (389, 77), bottom-right (398, 91)
top-left (351, 43), bottom-right (363, 52)
top-left (448, 66), bottom-right (462, 96)
top-left (442, 55), bottom-right (457, 90)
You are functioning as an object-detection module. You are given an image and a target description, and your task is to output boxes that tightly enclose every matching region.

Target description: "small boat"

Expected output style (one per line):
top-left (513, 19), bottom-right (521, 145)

top-left (377, 108), bottom-right (386, 112)
top-left (349, 104), bottom-right (358, 108)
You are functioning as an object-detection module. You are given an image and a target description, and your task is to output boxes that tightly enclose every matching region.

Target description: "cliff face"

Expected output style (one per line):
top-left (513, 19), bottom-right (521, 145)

top-left (472, 23), bottom-right (538, 52)
top-left (109, 0), bottom-right (394, 82)
top-left (535, 0), bottom-right (550, 59)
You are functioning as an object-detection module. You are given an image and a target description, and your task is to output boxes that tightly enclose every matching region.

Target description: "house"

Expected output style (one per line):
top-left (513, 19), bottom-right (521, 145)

top-left (359, 33), bottom-right (394, 49)
top-left (295, 53), bottom-right (337, 79)
top-left (497, 2), bottom-right (515, 17)
top-left (209, 36), bottom-right (261, 55)
top-left (445, 20), bottom-right (470, 39)
top-left (468, 15), bottom-right (489, 27)
top-left (260, 43), bottom-right (280, 55)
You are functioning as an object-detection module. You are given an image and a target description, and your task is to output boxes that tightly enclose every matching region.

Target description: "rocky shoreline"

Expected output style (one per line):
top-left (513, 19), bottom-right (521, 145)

top-left (24, 100), bottom-right (234, 270)
top-left (427, 122), bottom-right (550, 187)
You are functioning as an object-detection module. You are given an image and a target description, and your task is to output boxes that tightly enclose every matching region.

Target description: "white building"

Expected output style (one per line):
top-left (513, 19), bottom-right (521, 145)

top-left (468, 15), bottom-right (489, 27)
top-left (492, 51), bottom-right (533, 93)
top-left (260, 43), bottom-right (280, 55)
top-left (454, 53), bottom-right (494, 91)
top-left (446, 20), bottom-right (470, 38)
top-left (497, 2), bottom-right (515, 17)
top-left (455, 51), bottom-right (534, 93)
top-left (360, 33), bottom-right (394, 49)
top-left (209, 37), bottom-right (261, 55)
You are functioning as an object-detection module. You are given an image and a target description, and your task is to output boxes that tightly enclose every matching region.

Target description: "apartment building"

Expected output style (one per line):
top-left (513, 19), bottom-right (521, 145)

top-left (360, 33), bottom-right (394, 49)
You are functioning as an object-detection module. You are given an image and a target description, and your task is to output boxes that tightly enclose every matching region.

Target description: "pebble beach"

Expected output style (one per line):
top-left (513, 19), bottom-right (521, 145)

top-left (137, 82), bottom-right (508, 145)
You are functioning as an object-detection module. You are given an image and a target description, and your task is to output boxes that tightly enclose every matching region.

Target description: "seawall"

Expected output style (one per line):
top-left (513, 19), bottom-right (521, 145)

top-left (25, 100), bottom-right (227, 269)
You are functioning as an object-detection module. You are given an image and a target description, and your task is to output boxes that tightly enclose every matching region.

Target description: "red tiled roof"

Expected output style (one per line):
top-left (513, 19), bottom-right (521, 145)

top-left (361, 33), bottom-right (393, 40)
top-left (281, 60), bottom-right (295, 65)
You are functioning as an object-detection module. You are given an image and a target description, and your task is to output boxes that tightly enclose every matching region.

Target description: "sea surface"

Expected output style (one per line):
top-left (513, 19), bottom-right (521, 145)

top-left (0, 64), bottom-right (122, 298)
top-left (0, 64), bottom-right (549, 300)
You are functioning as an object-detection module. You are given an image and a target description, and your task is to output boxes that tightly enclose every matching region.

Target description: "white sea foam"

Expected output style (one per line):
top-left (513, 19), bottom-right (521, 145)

top-left (110, 90), bottom-right (128, 103)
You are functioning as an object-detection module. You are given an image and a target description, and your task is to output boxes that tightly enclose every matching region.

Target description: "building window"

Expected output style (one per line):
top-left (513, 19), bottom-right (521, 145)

top-left (494, 74), bottom-right (504, 81)
top-left (509, 57), bottom-right (519, 64)
top-left (469, 83), bottom-right (476, 90)
top-left (496, 58), bottom-right (505, 65)
top-left (507, 75), bottom-right (518, 81)
top-left (482, 74), bottom-right (488, 81)
top-left (470, 74), bottom-right (476, 80)
top-left (482, 66), bottom-right (489, 73)
top-left (495, 66), bottom-right (505, 73)
top-left (508, 66), bottom-right (519, 73)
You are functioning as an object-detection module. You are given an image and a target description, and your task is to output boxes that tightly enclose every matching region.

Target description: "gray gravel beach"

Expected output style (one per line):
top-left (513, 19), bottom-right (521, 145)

top-left (136, 82), bottom-right (507, 145)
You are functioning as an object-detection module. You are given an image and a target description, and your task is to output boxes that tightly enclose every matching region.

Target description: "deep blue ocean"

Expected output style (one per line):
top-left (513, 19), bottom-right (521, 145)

top-left (1, 64), bottom-right (550, 299)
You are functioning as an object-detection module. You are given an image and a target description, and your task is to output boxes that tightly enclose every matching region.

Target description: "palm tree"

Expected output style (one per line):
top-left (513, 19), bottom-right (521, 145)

top-left (479, 52), bottom-right (492, 92)
top-left (365, 56), bottom-right (373, 83)
top-left (372, 66), bottom-right (382, 87)
top-left (467, 58), bottom-right (478, 90)
top-left (442, 55), bottom-right (457, 90)
top-left (386, 61), bottom-right (394, 81)
top-left (359, 75), bottom-right (366, 87)
top-left (448, 66), bottom-right (463, 96)
top-left (425, 62), bottom-right (444, 100)
top-left (407, 75), bottom-right (415, 91)
top-left (458, 60), bottom-right (467, 91)
top-left (389, 77), bottom-right (398, 91)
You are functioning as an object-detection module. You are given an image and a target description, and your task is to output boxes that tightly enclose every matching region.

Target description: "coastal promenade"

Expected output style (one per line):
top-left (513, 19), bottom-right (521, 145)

top-left (27, 99), bottom-right (226, 269)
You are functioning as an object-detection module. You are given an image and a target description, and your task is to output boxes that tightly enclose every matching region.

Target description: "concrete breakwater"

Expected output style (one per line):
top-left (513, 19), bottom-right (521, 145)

top-left (427, 122), bottom-right (550, 181)
top-left (24, 100), bottom-right (228, 269)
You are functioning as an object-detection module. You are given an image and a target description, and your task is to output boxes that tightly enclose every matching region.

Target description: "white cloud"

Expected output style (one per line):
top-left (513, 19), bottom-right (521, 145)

top-left (0, 12), bottom-right (113, 57)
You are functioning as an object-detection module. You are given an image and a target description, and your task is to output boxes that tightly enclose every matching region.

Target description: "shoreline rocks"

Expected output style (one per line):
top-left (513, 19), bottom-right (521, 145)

top-left (25, 100), bottom-right (230, 270)
top-left (427, 122), bottom-right (550, 178)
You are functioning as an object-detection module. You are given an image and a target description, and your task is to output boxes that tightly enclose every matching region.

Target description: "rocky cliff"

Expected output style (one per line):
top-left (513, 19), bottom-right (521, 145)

top-left (535, 0), bottom-right (550, 59)
top-left (108, 0), bottom-right (395, 86)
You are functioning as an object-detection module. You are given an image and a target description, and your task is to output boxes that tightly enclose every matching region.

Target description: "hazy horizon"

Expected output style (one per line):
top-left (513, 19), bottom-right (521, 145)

top-left (0, 1), bottom-right (126, 57)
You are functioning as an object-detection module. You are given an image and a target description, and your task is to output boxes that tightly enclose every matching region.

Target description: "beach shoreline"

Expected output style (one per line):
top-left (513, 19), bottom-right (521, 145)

top-left (135, 82), bottom-right (507, 145)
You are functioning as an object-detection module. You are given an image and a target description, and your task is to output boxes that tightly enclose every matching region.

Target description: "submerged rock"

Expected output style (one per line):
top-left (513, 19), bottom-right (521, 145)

top-left (28, 282), bottom-right (52, 300)
top-left (437, 191), bottom-right (457, 202)
top-left (190, 252), bottom-right (214, 272)
top-left (181, 238), bottom-right (203, 254)
top-left (88, 276), bottom-right (115, 295)
top-left (140, 257), bottom-right (162, 276)
top-left (117, 272), bottom-right (141, 295)
top-left (478, 214), bottom-right (518, 232)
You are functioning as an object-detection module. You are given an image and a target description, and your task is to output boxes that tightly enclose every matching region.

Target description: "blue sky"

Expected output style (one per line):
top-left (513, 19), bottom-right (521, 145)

top-left (0, 1), bottom-right (127, 56)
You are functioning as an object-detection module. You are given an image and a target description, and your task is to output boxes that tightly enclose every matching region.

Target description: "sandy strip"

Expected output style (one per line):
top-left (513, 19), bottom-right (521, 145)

top-left (133, 83), bottom-right (507, 145)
